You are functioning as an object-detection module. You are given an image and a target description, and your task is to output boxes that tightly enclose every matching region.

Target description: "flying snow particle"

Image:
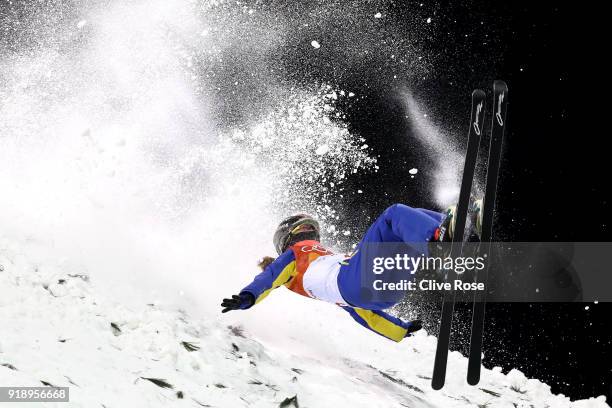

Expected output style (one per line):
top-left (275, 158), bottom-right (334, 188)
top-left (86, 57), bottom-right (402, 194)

top-left (426, 17), bottom-right (432, 24)
top-left (409, 168), bottom-right (418, 175)
top-left (374, 12), bottom-right (382, 18)
top-left (343, 230), bottom-right (351, 236)
top-left (311, 40), bottom-right (321, 49)
top-left (585, 306), bottom-right (590, 310)
top-left (77, 20), bottom-right (87, 29)
top-left (315, 144), bottom-right (330, 155)
top-left (357, 190), bottom-right (363, 194)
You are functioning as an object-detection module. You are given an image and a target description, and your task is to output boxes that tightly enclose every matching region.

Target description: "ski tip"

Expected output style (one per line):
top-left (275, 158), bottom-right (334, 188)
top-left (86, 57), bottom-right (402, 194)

top-left (493, 80), bottom-right (508, 92)
top-left (472, 89), bottom-right (486, 99)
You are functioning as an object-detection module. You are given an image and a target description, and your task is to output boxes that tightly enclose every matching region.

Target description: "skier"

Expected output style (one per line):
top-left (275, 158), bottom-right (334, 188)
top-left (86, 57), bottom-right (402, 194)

top-left (221, 202), bottom-right (481, 342)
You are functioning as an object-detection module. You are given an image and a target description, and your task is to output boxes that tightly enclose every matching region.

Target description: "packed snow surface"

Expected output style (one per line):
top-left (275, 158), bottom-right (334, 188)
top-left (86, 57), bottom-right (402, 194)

top-left (1, 239), bottom-right (608, 408)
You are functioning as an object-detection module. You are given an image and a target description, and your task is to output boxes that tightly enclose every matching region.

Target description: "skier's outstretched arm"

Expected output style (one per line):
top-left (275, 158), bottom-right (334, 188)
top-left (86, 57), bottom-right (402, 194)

top-left (341, 306), bottom-right (422, 342)
top-left (221, 250), bottom-right (296, 313)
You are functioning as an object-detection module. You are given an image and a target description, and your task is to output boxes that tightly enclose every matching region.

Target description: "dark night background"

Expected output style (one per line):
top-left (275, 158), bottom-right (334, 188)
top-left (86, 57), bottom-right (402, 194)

top-left (276, 0), bottom-right (610, 402)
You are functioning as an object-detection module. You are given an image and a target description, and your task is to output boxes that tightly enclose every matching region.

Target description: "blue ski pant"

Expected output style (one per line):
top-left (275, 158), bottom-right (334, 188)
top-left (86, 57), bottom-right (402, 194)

top-left (337, 204), bottom-right (445, 310)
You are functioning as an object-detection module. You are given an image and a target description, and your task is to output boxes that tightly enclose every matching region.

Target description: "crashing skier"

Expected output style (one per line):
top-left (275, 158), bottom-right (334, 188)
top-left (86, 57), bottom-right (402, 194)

top-left (221, 202), bottom-right (481, 342)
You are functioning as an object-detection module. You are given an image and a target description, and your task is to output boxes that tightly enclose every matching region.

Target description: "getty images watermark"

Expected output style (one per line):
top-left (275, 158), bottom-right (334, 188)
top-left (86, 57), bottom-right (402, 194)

top-left (371, 253), bottom-right (487, 292)
top-left (357, 242), bottom-right (612, 304)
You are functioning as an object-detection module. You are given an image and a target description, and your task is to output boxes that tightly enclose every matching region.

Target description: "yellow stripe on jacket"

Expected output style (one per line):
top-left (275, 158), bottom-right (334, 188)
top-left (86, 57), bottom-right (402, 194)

top-left (354, 308), bottom-right (409, 342)
top-left (241, 241), bottom-right (331, 305)
top-left (254, 262), bottom-right (296, 304)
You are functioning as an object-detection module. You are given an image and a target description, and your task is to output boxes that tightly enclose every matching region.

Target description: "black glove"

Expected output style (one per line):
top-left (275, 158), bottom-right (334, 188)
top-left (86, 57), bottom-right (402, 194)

top-left (405, 319), bottom-right (423, 337)
top-left (221, 293), bottom-right (255, 313)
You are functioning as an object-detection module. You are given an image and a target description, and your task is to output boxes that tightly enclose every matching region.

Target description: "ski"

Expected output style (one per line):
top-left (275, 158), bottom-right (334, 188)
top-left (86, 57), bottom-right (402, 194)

top-left (466, 80), bottom-right (509, 386)
top-left (431, 89), bottom-right (486, 390)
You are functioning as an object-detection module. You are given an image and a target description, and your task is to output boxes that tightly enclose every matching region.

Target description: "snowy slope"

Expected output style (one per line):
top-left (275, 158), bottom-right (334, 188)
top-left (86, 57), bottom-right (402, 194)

top-left (1, 239), bottom-right (608, 408)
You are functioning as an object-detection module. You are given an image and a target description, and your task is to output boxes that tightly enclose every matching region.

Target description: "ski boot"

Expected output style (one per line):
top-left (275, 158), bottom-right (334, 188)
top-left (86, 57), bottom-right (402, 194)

top-left (468, 198), bottom-right (483, 241)
top-left (427, 205), bottom-right (457, 265)
top-left (434, 205), bottom-right (456, 243)
top-left (434, 197), bottom-right (483, 243)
